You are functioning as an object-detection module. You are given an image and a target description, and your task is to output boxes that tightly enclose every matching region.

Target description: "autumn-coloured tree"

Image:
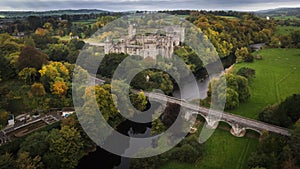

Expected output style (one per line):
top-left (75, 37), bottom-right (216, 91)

top-left (18, 46), bottom-right (48, 70)
top-left (39, 61), bottom-right (71, 92)
top-left (16, 152), bottom-right (44, 169)
top-left (31, 83), bottom-right (46, 96)
top-left (52, 80), bottom-right (68, 96)
top-left (235, 47), bottom-right (249, 63)
top-left (35, 28), bottom-right (49, 37)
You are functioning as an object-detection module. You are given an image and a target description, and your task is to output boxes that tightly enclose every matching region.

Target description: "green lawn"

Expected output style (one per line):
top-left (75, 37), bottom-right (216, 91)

top-left (161, 48), bottom-right (300, 169)
top-left (232, 48), bottom-right (300, 119)
top-left (275, 25), bottom-right (300, 36)
top-left (160, 128), bottom-right (258, 169)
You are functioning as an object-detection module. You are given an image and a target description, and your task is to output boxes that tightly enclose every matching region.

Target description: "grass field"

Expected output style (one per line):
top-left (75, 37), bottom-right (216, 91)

top-left (217, 15), bottom-right (240, 20)
top-left (73, 19), bottom-right (97, 26)
top-left (160, 128), bottom-right (258, 169)
top-left (275, 25), bottom-right (300, 36)
top-left (161, 48), bottom-right (300, 169)
top-left (232, 48), bottom-right (300, 119)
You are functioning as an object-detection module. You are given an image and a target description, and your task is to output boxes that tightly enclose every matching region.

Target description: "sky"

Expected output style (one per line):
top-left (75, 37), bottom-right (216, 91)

top-left (0, 0), bottom-right (299, 11)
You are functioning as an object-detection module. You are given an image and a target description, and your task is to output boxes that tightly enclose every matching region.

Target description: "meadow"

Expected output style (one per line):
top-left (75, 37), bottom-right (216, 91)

top-left (160, 48), bottom-right (300, 169)
top-left (232, 48), bottom-right (300, 119)
top-left (275, 25), bottom-right (300, 36)
top-left (160, 126), bottom-right (258, 169)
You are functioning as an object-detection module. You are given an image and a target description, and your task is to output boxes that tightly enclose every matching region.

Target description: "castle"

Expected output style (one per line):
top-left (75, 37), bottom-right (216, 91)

top-left (104, 24), bottom-right (185, 59)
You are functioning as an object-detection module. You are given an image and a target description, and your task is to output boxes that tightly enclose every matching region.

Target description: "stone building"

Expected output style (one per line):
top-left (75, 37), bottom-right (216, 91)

top-left (104, 24), bottom-right (184, 59)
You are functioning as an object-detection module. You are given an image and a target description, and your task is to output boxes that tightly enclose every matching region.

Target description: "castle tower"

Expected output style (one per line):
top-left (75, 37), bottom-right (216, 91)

top-left (104, 37), bottom-right (111, 54)
top-left (128, 24), bottom-right (136, 39)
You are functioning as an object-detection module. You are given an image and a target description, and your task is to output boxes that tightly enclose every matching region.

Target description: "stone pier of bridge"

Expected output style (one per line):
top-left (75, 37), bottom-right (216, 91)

top-left (230, 123), bottom-right (246, 137)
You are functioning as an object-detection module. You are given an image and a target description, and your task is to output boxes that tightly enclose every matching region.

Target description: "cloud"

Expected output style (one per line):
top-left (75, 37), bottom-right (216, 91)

top-left (0, 0), bottom-right (299, 11)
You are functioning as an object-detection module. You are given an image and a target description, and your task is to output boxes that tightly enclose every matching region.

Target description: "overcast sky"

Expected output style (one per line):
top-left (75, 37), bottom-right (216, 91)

top-left (0, 0), bottom-right (299, 11)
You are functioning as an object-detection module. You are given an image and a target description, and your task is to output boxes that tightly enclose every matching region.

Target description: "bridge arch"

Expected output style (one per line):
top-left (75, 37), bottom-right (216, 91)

top-left (245, 127), bottom-right (262, 135)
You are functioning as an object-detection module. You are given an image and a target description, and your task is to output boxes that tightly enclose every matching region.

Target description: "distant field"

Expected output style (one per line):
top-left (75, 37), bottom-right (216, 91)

top-left (275, 25), bottom-right (300, 36)
top-left (160, 127), bottom-right (258, 169)
top-left (73, 19), bottom-right (97, 26)
top-left (53, 35), bottom-right (71, 41)
top-left (217, 15), bottom-right (239, 20)
top-left (0, 15), bottom-right (5, 18)
top-left (232, 48), bottom-right (300, 119)
top-left (272, 15), bottom-right (300, 20)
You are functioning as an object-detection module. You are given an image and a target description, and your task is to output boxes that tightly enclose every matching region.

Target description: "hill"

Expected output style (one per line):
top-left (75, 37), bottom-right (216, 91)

top-left (0, 9), bottom-right (110, 18)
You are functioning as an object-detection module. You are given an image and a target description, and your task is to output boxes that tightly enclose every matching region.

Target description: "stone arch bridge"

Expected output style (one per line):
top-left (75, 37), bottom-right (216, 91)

top-left (135, 90), bottom-right (291, 137)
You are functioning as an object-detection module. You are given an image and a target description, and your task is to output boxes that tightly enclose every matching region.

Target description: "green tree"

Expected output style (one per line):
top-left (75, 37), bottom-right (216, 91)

top-left (0, 153), bottom-right (15, 169)
top-left (46, 126), bottom-right (84, 169)
top-left (24, 36), bottom-right (36, 47)
top-left (18, 67), bottom-right (37, 84)
top-left (130, 92), bottom-right (148, 111)
top-left (19, 131), bottom-right (49, 157)
top-left (235, 47), bottom-right (250, 63)
top-left (236, 75), bottom-right (251, 102)
top-left (151, 118), bottom-right (166, 135)
top-left (225, 87), bottom-right (239, 110)
top-left (0, 109), bottom-right (9, 129)
top-left (46, 44), bottom-right (70, 62)
top-left (290, 123), bottom-right (300, 165)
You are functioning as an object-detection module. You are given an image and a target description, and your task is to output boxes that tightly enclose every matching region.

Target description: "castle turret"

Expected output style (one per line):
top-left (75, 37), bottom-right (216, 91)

top-left (128, 24), bottom-right (136, 39)
top-left (104, 37), bottom-right (111, 54)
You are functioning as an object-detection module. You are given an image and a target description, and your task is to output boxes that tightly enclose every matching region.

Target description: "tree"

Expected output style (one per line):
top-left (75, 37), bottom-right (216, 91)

top-left (16, 152), bottom-right (44, 169)
top-left (225, 87), bottom-right (239, 110)
top-left (290, 123), bottom-right (300, 165)
top-left (52, 80), bottom-right (68, 96)
top-left (151, 118), bottom-right (166, 135)
top-left (0, 153), bottom-right (15, 169)
top-left (98, 53), bottom-right (128, 78)
top-left (236, 75), bottom-right (251, 102)
top-left (269, 37), bottom-right (281, 48)
top-left (0, 109), bottom-right (9, 129)
top-left (46, 44), bottom-right (69, 61)
top-left (259, 94), bottom-right (300, 127)
top-left (35, 28), bottom-right (49, 37)
top-left (18, 67), bottom-right (37, 84)
top-left (24, 36), bottom-right (36, 47)
top-left (31, 83), bottom-right (46, 97)
top-left (130, 92), bottom-right (148, 111)
top-left (46, 126), bottom-right (84, 169)
top-left (236, 67), bottom-right (255, 81)
top-left (39, 61), bottom-right (71, 92)
top-left (235, 47), bottom-right (250, 63)
top-left (19, 131), bottom-right (49, 157)
top-left (208, 73), bottom-right (251, 110)
top-left (18, 46), bottom-right (48, 71)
